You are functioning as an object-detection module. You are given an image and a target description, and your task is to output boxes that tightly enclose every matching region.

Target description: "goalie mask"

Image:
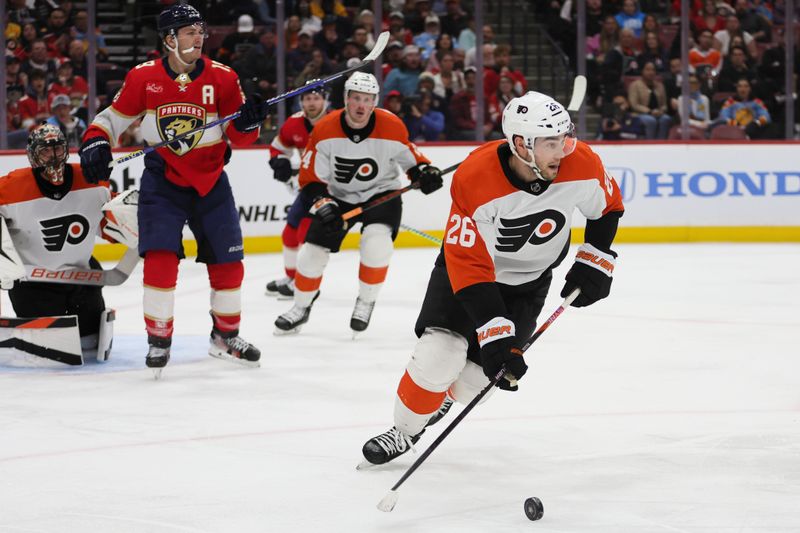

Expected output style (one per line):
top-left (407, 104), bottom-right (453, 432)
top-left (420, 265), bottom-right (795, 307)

top-left (27, 124), bottom-right (68, 185)
top-left (502, 91), bottom-right (576, 180)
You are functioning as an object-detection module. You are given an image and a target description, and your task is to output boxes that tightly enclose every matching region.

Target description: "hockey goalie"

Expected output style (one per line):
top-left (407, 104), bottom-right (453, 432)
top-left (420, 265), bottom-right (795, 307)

top-left (0, 124), bottom-right (137, 366)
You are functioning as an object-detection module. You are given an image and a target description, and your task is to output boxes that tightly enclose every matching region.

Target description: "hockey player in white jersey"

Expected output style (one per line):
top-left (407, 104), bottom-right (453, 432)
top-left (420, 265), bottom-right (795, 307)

top-left (274, 72), bottom-right (444, 336)
top-left (0, 124), bottom-right (130, 364)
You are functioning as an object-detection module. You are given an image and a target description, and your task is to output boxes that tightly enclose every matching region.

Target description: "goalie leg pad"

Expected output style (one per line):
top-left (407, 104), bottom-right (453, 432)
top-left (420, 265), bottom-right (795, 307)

top-left (97, 308), bottom-right (115, 362)
top-left (393, 328), bottom-right (468, 436)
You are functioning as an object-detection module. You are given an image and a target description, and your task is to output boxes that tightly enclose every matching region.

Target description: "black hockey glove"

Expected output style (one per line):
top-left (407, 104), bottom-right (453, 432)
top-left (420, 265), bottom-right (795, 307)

top-left (79, 136), bottom-right (113, 183)
top-left (560, 243), bottom-right (616, 307)
top-left (309, 196), bottom-right (345, 233)
top-left (233, 96), bottom-right (270, 133)
top-left (223, 142), bottom-right (232, 165)
top-left (477, 317), bottom-right (528, 391)
top-left (408, 163), bottom-right (444, 195)
top-left (269, 157), bottom-right (292, 182)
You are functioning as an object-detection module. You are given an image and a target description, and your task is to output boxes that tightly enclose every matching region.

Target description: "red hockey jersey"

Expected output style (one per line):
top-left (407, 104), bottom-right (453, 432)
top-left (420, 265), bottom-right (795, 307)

top-left (84, 56), bottom-right (258, 196)
top-left (268, 111), bottom-right (313, 159)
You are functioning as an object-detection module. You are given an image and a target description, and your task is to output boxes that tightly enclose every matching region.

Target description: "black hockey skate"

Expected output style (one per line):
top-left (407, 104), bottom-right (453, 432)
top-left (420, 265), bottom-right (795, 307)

top-left (274, 293), bottom-right (319, 335)
top-left (360, 426), bottom-right (424, 467)
top-left (209, 326), bottom-right (261, 367)
top-left (350, 297), bottom-right (376, 335)
top-left (265, 277), bottom-right (294, 299)
top-left (425, 396), bottom-right (454, 428)
top-left (146, 336), bottom-right (171, 380)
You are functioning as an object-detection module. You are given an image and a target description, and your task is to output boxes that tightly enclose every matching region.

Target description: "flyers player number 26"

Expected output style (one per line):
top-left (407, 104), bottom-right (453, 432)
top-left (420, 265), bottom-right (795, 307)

top-left (445, 214), bottom-right (476, 248)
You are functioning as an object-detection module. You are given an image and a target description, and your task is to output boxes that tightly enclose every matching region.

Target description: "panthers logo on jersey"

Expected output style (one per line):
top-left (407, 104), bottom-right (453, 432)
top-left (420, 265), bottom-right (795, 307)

top-left (333, 156), bottom-right (379, 184)
top-left (40, 214), bottom-right (90, 252)
top-left (495, 209), bottom-right (566, 253)
top-left (156, 103), bottom-right (207, 156)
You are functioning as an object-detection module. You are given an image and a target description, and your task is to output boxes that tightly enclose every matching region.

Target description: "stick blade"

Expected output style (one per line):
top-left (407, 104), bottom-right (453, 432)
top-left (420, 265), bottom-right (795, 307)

top-left (376, 490), bottom-right (399, 512)
top-left (567, 75), bottom-right (587, 112)
top-left (364, 31), bottom-right (390, 62)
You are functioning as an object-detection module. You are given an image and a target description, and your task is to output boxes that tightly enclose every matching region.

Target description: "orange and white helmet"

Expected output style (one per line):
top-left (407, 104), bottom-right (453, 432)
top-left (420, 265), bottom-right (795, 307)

top-left (344, 71), bottom-right (380, 102)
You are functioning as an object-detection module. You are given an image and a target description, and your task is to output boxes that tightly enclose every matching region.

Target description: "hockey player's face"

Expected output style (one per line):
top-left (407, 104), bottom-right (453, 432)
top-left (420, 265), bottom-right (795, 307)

top-left (346, 91), bottom-right (376, 126)
top-left (173, 24), bottom-right (205, 62)
top-left (301, 93), bottom-right (326, 119)
top-left (533, 133), bottom-right (575, 180)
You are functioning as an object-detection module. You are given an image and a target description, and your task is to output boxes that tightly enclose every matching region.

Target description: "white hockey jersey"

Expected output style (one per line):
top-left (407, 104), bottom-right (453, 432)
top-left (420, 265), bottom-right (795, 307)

top-left (298, 108), bottom-right (429, 204)
top-left (0, 164), bottom-right (111, 272)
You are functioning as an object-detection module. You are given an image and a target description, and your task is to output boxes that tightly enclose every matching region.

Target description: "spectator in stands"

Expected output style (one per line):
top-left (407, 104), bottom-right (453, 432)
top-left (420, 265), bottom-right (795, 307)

top-left (692, 0), bottom-right (726, 34)
top-left (637, 30), bottom-right (669, 73)
top-left (587, 15), bottom-right (620, 107)
top-left (601, 93), bottom-right (644, 140)
top-left (488, 74), bottom-right (518, 133)
top-left (314, 15), bottom-right (344, 65)
top-left (21, 39), bottom-right (58, 83)
top-left (66, 39), bottom-right (88, 79)
top-left (431, 51), bottom-right (465, 100)
top-left (663, 58), bottom-right (684, 108)
top-left (641, 13), bottom-right (661, 35)
top-left (384, 90), bottom-right (404, 115)
top-left (70, 9), bottom-right (108, 59)
top-left (48, 60), bottom-right (88, 119)
top-left (713, 14), bottom-right (757, 57)
top-left (406, 0), bottom-right (434, 35)
top-left (675, 74), bottom-right (712, 132)
top-left (355, 11), bottom-right (376, 51)
top-left (18, 22), bottom-right (40, 60)
top-left (718, 78), bottom-right (774, 138)
top-left (293, 47), bottom-right (333, 88)
top-left (615, 0), bottom-right (646, 38)
top-left (441, 0), bottom-right (469, 39)
top-left (296, 0), bottom-right (322, 34)
top-left (458, 16), bottom-right (476, 51)
top-left (448, 66), bottom-right (497, 140)
top-left (384, 45), bottom-right (423, 96)
top-left (382, 40), bottom-right (405, 77)
top-left (6, 84), bottom-right (26, 134)
top-left (41, 7), bottom-right (71, 57)
top-left (46, 93), bottom-right (86, 148)
top-left (285, 16), bottom-right (303, 49)
top-left (233, 27), bottom-right (278, 101)
top-left (464, 25), bottom-right (496, 68)
top-left (689, 29), bottom-right (723, 74)
top-left (417, 72), bottom-right (449, 119)
top-left (414, 14), bottom-right (442, 61)
top-left (287, 29), bottom-right (316, 77)
top-left (310, 0), bottom-right (348, 20)
top-left (425, 33), bottom-right (457, 72)
top-left (388, 11), bottom-right (413, 46)
top-left (404, 89), bottom-right (445, 141)
top-left (628, 61), bottom-right (672, 139)
top-left (492, 44), bottom-right (527, 95)
top-left (6, 55), bottom-right (29, 90)
top-left (757, 27), bottom-right (799, 111)
top-left (8, 0), bottom-right (36, 26)
top-left (216, 15), bottom-right (261, 66)
top-left (19, 68), bottom-right (50, 129)
top-left (734, 0), bottom-right (771, 43)
top-left (718, 44), bottom-right (756, 91)
top-left (603, 28), bottom-right (641, 99)
top-left (341, 39), bottom-right (364, 63)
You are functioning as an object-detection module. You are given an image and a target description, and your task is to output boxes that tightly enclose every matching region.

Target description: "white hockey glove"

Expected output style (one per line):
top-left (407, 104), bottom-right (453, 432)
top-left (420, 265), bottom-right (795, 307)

top-left (0, 217), bottom-right (25, 290)
top-left (101, 189), bottom-right (139, 249)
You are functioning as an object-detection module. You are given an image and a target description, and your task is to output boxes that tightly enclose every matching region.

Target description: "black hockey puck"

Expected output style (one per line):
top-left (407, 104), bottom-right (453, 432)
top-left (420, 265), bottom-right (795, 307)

top-left (524, 497), bottom-right (544, 521)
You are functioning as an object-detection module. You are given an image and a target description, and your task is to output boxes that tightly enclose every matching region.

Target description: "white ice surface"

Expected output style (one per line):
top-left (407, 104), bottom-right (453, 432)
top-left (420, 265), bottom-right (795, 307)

top-left (1, 244), bottom-right (799, 533)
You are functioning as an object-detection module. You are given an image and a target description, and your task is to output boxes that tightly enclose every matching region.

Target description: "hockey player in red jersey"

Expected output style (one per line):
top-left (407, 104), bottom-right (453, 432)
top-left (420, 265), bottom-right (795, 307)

top-left (265, 83), bottom-right (329, 299)
top-left (360, 91), bottom-right (625, 465)
top-left (274, 72), bottom-right (444, 336)
top-left (0, 124), bottom-right (119, 362)
top-left (78, 4), bottom-right (270, 375)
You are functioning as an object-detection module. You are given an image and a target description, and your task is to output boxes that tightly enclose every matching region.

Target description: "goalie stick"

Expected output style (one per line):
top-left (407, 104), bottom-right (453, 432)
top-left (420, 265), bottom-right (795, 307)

top-left (375, 289), bottom-right (581, 513)
top-left (23, 247), bottom-right (139, 287)
top-left (110, 32), bottom-right (391, 168)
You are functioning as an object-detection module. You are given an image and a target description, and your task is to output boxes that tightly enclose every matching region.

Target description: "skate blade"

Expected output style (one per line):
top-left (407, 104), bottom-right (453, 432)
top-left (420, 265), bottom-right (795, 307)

top-left (356, 459), bottom-right (380, 471)
top-left (152, 368), bottom-right (164, 380)
top-left (208, 350), bottom-right (260, 368)
top-left (276, 293), bottom-right (294, 301)
top-left (273, 325), bottom-right (301, 336)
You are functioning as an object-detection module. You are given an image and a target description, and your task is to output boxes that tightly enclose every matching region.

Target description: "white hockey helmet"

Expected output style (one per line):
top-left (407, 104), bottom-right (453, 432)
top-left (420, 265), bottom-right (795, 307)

top-left (502, 91), bottom-right (576, 175)
top-left (344, 71), bottom-right (380, 103)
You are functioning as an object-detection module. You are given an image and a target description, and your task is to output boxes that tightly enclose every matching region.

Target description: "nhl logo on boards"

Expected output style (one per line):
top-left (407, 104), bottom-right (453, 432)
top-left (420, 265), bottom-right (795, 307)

top-left (40, 214), bottom-right (90, 251)
top-left (156, 103), bottom-right (207, 156)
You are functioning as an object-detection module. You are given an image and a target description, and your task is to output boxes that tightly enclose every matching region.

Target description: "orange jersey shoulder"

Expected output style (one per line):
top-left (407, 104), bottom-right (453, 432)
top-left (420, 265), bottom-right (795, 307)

top-left (0, 164), bottom-right (108, 205)
top-left (450, 140), bottom-right (517, 214)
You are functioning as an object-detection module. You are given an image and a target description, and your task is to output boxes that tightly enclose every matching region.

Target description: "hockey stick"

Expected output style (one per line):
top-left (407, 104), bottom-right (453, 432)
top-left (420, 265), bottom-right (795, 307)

top-left (400, 224), bottom-right (442, 245)
top-left (23, 247), bottom-right (139, 287)
top-left (110, 32), bottom-right (391, 168)
top-left (342, 161), bottom-right (461, 222)
top-left (376, 288), bottom-right (581, 513)
top-left (567, 75), bottom-right (587, 112)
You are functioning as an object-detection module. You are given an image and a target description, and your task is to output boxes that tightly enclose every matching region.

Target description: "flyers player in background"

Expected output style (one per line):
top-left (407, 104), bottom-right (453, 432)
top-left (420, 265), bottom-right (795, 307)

top-left (360, 91), bottom-right (625, 466)
top-left (265, 82), bottom-right (330, 299)
top-left (274, 72), bottom-right (444, 336)
top-left (0, 125), bottom-right (118, 361)
top-left (79, 3), bottom-right (270, 376)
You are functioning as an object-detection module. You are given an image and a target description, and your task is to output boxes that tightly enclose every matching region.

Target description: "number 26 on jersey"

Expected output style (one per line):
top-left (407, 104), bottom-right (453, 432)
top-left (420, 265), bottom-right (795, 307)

top-left (446, 214), bottom-right (476, 248)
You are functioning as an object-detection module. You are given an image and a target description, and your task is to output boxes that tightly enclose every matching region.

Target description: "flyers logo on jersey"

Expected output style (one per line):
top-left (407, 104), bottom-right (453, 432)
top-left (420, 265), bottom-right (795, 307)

top-left (333, 157), bottom-right (379, 184)
top-left (156, 103), bottom-right (206, 156)
top-left (40, 214), bottom-right (90, 252)
top-left (496, 209), bottom-right (566, 252)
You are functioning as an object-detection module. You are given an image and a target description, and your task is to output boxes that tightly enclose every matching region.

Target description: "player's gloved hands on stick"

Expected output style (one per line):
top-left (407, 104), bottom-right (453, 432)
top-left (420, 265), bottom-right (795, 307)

top-left (477, 317), bottom-right (527, 391)
top-left (269, 157), bottom-right (292, 182)
top-left (560, 243), bottom-right (616, 307)
top-left (233, 96), bottom-right (270, 133)
top-left (79, 136), bottom-right (113, 183)
top-left (310, 196), bottom-right (345, 234)
top-left (408, 163), bottom-right (444, 195)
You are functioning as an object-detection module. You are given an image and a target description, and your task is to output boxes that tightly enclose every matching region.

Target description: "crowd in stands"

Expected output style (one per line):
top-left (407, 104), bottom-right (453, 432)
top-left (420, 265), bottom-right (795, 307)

top-left (547, 0), bottom-right (798, 139)
top-left (5, 0), bottom-right (798, 145)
